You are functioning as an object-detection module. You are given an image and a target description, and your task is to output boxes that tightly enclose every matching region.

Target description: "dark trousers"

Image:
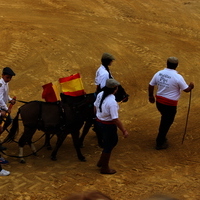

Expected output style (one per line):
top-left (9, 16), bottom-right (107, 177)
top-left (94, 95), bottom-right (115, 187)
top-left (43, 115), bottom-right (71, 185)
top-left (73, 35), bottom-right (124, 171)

top-left (96, 121), bottom-right (118, 153)
top-left (156, 101), bottom-right (177, 146)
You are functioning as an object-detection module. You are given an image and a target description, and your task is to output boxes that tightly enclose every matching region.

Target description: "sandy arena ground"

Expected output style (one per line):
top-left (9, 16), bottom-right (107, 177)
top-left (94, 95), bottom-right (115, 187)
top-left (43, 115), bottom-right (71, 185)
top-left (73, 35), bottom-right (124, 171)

top-left (0, 1), bottom-right (200, 199)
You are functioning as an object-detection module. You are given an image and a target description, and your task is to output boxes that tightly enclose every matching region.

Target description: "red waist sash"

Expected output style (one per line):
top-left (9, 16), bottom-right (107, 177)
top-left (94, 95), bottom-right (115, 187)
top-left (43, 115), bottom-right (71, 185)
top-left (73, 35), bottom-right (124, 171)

top-left (96, 118), bottom-right (115, 124)
top-left (156, 95), bottom-right (178, 106)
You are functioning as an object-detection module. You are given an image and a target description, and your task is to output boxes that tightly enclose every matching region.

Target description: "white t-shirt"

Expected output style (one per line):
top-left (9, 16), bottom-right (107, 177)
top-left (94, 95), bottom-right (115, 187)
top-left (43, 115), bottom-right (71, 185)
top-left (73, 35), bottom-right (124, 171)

top-left (95, 64), bottom-right (113, 89)
top-left (94, 91), bottom-right (119, 121)
top-left (149, 68), bottom-right (188, 101)
top-left (0, 78), bottom-right (12, 110)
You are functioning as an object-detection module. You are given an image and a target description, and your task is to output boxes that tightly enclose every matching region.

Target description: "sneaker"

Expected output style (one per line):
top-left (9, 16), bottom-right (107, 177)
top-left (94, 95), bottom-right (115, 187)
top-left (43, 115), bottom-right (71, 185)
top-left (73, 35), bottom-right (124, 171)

top-left (0, 169), bottom-right (10, 176)
top-left (0, 157), bottom-right (9, 164)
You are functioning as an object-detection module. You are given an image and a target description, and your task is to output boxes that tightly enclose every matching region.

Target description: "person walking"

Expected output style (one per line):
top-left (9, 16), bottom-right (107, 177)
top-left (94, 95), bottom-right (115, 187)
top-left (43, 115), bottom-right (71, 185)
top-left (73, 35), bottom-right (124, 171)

top-left (0, 67), bottom-right (16, 172)
top-left (93, 53), bottom-right (116, 147)
top-left (0, 67), bottom-right (16, 135)
top-left (95, 52), bottom-right (115, 93)
top-left (148, 57), bottom-right (194, 150)
top-left (94, 79), bottom-right (128, 174)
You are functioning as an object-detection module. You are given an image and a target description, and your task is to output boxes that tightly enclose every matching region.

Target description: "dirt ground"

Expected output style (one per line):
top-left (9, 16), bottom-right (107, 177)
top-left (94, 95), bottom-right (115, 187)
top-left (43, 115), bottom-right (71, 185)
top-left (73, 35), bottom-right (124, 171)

top-left (0, 0), bottom-right (200, 199)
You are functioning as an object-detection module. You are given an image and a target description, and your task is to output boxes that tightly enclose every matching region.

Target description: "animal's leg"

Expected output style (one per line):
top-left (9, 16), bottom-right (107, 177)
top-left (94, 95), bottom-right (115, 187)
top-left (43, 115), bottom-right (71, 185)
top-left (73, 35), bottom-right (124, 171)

top-left (95, 131), bottom-right (104, 148)
top-left (51, 132), bottom-right (67, 161)
top-left (44, 132), bottom-right (52, 150)
top-left (26, 135), bottom-right (37, 156)
top-left (18, 127), bottom-right (37, 163)
top-left (79, 119), bottom-right (93, 148)
top-left (72, 130), bottom-right (86, 162)
top-left (28, 143), bottom-right (37, 156)
top-left (93, 121), bottom-right (104, 148)
top-left (80, 118), bottom-right (104, 148)
top-left (19, 147), bottom-right (25, 163)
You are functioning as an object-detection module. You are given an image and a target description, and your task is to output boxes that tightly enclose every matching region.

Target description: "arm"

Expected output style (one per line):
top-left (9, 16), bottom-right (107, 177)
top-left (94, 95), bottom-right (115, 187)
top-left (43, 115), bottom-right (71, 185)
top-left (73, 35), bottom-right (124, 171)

top-left (0, 85), bottom-right (8, 110)
top-left (7, 96), bottom-right (16, 114)
top-left (100, 74), bottom-right (109, 89)
top-left (112, 118), bottom-right (128, 138)
top-left (183, 82), bottom-right (194, 93)
top-left (95, 66), bottom-right (110, 89)
top-left (148, 84), bottom-right (155, 103)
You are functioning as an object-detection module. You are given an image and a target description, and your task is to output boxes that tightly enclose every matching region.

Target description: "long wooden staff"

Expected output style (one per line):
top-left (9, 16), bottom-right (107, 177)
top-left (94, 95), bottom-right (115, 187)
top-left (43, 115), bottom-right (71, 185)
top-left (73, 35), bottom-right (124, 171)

top-left (0, 96), bottom-right (16, 133)
top-left (182, 91), bottom-right (192, 144)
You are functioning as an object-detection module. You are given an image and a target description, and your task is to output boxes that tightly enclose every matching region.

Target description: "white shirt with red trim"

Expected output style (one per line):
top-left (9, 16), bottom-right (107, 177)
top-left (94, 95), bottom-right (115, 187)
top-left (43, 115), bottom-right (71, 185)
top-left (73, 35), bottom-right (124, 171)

top-left (95, 64), bottom-right (113, 89)
top-left (149, 68), bottom-right (188, 101)
top-left (94, 91), bottom-right (119, 121)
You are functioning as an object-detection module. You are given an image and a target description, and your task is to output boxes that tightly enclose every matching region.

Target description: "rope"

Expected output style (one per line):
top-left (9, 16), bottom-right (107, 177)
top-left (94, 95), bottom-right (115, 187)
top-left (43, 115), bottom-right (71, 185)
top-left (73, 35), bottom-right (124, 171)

top-left (0, 143), bottom-right (46, 158)
top-left (118, 95), bottom-right (129, 104)
top-left (16, 100), bottom-right (29, 104)
top-left (1, 126), bottom-right (46, 144)
top-left (0, 133), bottom-right (55, 158)
top-left (182, 91), bottom-right (192, 144)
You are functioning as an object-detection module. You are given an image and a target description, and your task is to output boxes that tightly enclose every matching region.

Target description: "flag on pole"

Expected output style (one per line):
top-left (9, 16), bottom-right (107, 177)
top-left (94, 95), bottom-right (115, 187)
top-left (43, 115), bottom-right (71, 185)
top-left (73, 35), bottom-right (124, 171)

top-left (59, 73), bottom-right (85, 96)
top-left (42, 73), bottom-right (85, 102)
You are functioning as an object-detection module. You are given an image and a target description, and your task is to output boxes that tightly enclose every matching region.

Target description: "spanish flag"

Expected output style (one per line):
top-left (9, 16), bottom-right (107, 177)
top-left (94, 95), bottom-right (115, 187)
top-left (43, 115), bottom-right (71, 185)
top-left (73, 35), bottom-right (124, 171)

top-left (59, 73), bottom-right (85, 96)
top-left (42, 73), bottom-right (85, 102)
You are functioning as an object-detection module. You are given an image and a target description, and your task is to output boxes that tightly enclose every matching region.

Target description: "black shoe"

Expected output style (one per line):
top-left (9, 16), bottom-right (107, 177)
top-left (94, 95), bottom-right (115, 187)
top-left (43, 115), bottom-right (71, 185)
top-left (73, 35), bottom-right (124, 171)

top-left (0, 144), bottom-right (7, 151)
top-left (156, 142), bottom-right (168, 150)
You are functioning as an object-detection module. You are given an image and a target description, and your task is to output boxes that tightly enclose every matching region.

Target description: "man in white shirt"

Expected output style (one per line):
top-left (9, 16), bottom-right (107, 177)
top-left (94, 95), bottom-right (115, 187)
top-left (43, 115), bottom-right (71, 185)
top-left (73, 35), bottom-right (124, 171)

top-left (0, 67), bottom-right (16, 150)
top-left (0, 67), bottom-right (15, 176)
top-left (95, 53), bottom-right (115, 93)
top-left (148, 57), bottom-right (194, 150)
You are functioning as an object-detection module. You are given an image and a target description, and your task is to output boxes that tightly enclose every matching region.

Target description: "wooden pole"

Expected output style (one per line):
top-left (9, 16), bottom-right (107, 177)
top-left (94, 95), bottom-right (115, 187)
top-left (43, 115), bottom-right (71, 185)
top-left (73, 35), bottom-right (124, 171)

top-left (182, 92), bottom-right (192, 144)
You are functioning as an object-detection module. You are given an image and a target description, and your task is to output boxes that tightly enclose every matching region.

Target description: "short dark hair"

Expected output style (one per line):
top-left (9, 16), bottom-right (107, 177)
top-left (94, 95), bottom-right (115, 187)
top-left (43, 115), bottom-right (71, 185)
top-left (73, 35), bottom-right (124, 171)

top-left (101, 58), bottom-right (113, 66)
top-left (167, 61), bottom-right (178, 69)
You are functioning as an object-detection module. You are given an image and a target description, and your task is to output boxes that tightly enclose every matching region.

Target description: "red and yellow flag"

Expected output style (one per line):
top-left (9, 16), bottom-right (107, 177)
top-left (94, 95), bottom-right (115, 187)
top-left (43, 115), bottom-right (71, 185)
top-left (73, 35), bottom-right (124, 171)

top-left (42, 73), bottom-right (85, 102)
top-left (59, 73), bottom-right (85, 96)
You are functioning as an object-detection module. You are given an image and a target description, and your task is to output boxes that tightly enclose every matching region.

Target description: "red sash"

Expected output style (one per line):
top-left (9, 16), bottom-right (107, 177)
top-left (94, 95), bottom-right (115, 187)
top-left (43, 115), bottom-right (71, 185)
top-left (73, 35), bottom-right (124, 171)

top-left (156, 95), bottom-right (178, 106)
top-left (96, 118), bottom-right (115, 124)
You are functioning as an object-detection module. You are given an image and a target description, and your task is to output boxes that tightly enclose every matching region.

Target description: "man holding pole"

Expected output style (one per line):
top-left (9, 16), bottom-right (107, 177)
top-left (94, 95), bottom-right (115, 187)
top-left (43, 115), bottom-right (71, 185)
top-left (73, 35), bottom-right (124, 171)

top-left (148, 57), bottom-right (194, 150)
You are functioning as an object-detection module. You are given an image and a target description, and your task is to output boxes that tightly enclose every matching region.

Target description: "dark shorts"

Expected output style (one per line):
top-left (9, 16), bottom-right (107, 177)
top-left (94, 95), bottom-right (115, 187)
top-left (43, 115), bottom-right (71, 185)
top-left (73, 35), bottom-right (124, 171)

top-left (95, 121), bottom-right (118, 153)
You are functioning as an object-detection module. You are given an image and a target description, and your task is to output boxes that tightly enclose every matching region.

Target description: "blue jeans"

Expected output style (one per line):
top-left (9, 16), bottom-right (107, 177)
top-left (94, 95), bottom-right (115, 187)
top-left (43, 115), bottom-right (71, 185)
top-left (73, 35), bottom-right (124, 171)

top-left (96, 121), bottom-right (118, 153)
